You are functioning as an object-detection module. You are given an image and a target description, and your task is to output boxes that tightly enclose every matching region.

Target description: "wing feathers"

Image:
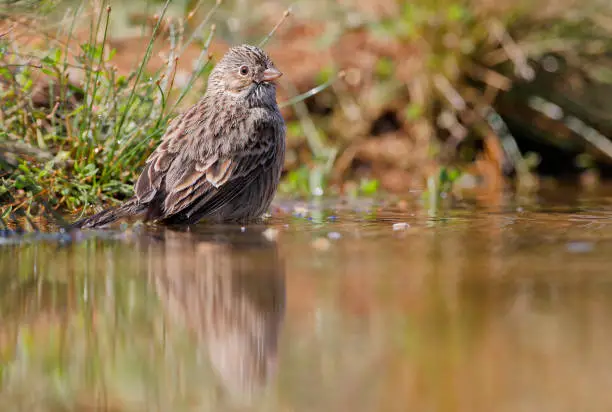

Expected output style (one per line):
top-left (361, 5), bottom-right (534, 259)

top-left (133, 106), bottom-right (281, 222)
top-left (194, 155), bottom-right (219, 172)
top-left (134, 163), bottom-right (156, 203)
top-left (206, 158), bottom-right (233, 188)
top-left (154, 151), bottom-right (172, 172)
top-left (173, 169), bottom-right (202, 193)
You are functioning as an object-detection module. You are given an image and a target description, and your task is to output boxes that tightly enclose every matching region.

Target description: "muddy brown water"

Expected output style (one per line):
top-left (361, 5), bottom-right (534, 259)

top-left (2, 187), bottom-right (612, 411)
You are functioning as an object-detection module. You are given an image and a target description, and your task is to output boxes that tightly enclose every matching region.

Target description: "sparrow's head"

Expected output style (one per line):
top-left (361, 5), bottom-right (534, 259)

top-left (207, 44), bottom-right (282, 107)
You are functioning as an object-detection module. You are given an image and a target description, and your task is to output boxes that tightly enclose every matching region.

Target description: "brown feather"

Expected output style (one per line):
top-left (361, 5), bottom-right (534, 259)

top-left (207, 159), bottom-right (233, 188)
top-left (195, 155), bottom-right (219, 172)
top-left (154, 151), bottom-right (172, 172)
top-left (173, 165), bottom-right (206, 193)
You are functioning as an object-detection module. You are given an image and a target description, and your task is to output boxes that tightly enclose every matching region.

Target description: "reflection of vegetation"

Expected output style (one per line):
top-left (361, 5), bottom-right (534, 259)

top-left (0, 227), bottom-right (284, 409)
top-left (0, 238), bottom-right (157, 409)
top-left (424, 166), bottom-right (461, 216)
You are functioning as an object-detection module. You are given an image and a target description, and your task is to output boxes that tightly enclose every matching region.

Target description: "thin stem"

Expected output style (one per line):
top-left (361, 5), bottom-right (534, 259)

top-left (259, 8), bottom-right (292, 48)
top-left (161, 19), bottom-right (178, 95)
top-left (167, 24), bottom-right (216, 116)
top-left (86, 3), bottom-right (111, 146)
top-left (179, 0), bottom-right (222, 56)
top-left (105, 0), bottom-right (172, 180)
top-left (279, 71), bottom-right (345, 108)
top-left (82, 1), bottom-right (106, 139)
top-left (187, 0), bottom-right (207, 21)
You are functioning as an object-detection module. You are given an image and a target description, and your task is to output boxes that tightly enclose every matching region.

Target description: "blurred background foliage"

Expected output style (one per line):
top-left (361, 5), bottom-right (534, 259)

top-left (1, 0), bottom-right (612, 219)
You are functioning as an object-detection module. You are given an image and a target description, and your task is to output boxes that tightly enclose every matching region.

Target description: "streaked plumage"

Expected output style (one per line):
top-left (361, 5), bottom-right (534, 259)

top-left (72, 44), bottom-right (285, 229)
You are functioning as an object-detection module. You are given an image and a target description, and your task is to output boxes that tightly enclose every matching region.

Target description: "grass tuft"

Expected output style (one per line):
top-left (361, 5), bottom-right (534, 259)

top-left (0, 0), bottom-right (219, 219)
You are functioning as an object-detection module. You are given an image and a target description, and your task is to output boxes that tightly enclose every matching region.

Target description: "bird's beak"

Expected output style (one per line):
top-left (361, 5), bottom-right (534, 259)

top-left (262, 67), bottom-right (283, 83)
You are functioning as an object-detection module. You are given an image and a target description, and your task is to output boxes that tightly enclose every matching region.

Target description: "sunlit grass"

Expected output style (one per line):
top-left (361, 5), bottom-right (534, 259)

top-left (0, 0), bottom-right (216, 220)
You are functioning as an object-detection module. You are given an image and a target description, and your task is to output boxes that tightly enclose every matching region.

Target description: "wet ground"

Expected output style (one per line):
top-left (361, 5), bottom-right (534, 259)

top-left (2, 186), bottom-right (612, 411)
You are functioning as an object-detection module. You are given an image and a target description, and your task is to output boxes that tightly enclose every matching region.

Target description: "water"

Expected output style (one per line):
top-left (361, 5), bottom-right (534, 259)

top-left (3, 187), bottom-right (612, 411)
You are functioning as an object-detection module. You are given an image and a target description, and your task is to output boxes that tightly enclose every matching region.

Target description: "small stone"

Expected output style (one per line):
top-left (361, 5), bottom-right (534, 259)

top-left (313, 187), bottom-right (324, 196)
top-left (566, 241), bottom-right (594, 254)
top-left (293, 205), bottom-right (309, 218)
top-left (393, 222), bottom-right (410, 231)
top-left (327, 232), bottom-right (342, 240)
top-left (263, 228), bottom-right (279, 241)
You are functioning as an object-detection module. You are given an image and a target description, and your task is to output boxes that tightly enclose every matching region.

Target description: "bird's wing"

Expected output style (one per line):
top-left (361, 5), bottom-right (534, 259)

top-left (134, 111), bottom-right (281, 220)
top-left (162, 127), bottom-right (279, 219)
top-left (134, 108), bottom-right (193, 204)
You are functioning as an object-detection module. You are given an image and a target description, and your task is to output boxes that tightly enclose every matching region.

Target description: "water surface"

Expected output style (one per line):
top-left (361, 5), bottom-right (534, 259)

top-left (2, 187), bottom-right (612, 411)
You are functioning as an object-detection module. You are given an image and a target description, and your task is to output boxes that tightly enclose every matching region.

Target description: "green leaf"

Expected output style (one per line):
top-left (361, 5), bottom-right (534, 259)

top-left (41, 68), bottom-right (55, 76)
top-left (404, 103), bottom-right (423, 120)
top-left (0, 66), bottom-right (11, 80)
top-left (18, 163), bottom-right (31, 174)
top-left (116, 75), bottom-right (127, 88)
top-left (1, 205), bottom-right (12, 218)
top-left (375, 57), bottom-right (394, 80)
top-left (80, 43), bottom-right (104, 61)
top-left (447, 4), bottom-right (467, 22)
top-left (80, 163), bottom-right (99, 177)
top-left (107, 48), bottom-right (117, 61)
top-left (42, 48), bottom-right (62, 66)
top-left (287, 121), bottom-right (302, 138)
top-left (316, 66), bottom-right (334, 84)
top-left (359, 178), bottom-right (380, 196)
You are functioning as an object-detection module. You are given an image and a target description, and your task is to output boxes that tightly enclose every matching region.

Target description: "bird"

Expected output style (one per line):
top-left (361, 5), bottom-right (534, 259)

top-left (72, 44), bottom-right (286, 229)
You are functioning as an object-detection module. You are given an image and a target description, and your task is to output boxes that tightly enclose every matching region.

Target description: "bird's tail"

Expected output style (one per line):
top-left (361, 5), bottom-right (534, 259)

top-left (70, 198), bottom-right (147, 229)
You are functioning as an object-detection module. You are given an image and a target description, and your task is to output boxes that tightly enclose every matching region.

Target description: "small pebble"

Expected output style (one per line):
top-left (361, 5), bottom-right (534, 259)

top-left (311, 237), bottom-right (331, 251)
top-left (327, 231), bottom-right (342, 240)
top-left (566, 241), bottom-right (594, 254)
top-left (393, 222), bottom-right (410, 231)
top-left (293, 205), bottom-right (309, 217)
top-left (263, 228), bottom-right (279, 241)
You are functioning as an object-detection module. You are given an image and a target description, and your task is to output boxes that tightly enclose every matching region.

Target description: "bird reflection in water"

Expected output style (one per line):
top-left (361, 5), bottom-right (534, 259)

top-left (147, 226), bottom-right (285, 402)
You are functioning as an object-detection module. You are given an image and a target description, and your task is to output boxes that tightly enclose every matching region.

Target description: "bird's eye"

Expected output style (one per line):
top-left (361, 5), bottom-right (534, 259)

top-left (239, 65), bottom-right (249, 76)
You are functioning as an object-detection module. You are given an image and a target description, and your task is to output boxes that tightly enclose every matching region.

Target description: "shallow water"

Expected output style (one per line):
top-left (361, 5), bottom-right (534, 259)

top-left (3, 187), bottom-right (612, 411)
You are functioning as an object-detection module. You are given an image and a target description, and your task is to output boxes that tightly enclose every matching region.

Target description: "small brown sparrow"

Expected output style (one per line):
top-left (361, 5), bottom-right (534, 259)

top-left (73, 44), bottom-right (285, 228)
